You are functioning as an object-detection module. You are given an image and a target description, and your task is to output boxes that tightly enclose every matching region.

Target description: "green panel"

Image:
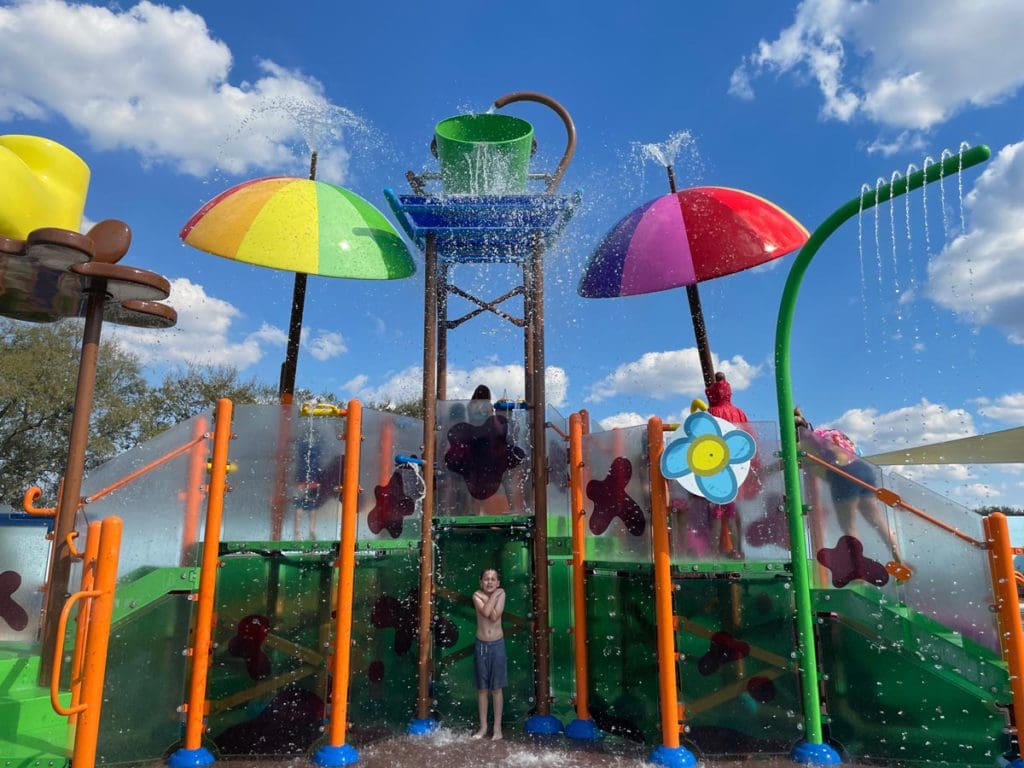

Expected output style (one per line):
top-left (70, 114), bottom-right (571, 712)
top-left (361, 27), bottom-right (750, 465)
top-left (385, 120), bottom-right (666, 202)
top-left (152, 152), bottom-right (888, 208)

top-left (673, 576), bottom-right (802, 754)
top-left (584, 567), bottom-right (802, 754)
top-left (95, 593), bottom-right (192, 765)
top-left (434, 525), bottom-right (534, 727)
top-left (546, 558), bottom-right (575, 722)
top-left (820, 614), bottom-right (1008, 766)
top-left (348, 548), bottom-right (421, 733)
top-left (206, 550), bottom-right (334, 758)
top-left (585, 568), bottom-right (660, 742)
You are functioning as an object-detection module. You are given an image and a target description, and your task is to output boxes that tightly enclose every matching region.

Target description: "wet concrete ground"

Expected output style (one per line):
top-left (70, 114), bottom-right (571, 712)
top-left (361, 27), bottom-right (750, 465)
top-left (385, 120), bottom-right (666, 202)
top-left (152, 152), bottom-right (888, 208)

top-left (143, 729), bottom-right (878, 768)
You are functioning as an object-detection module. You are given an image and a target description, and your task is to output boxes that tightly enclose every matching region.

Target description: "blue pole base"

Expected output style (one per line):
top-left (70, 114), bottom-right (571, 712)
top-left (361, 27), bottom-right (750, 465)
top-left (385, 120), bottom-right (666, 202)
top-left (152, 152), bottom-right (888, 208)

top-left (1005, 759), bottom-right (1024, 768)
top-left (525, 713), bottom-right (563, 735)
top-left (312, 743), bottom-right (359, 767)
top-left (565, 717), bottom-right (602, 741)
top-left (791, 741), bottom-right (842, 765)
top-left (649, 745), bottom-right (699, 768)
top-left (168, 747), bottom-right (216, 768)
top-left (407, 717), bottom-right (439, 736)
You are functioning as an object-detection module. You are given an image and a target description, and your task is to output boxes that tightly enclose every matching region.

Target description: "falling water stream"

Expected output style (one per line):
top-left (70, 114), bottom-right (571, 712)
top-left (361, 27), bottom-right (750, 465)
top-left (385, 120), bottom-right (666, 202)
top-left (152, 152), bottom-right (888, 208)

top-left (854, 146), bottom-right (974, 400)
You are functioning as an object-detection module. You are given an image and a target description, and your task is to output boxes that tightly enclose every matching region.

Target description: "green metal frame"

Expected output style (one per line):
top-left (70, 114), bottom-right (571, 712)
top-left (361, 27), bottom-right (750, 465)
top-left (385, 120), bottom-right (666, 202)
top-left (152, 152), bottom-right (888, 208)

top-left (773, 144), bottom-right (992, 745)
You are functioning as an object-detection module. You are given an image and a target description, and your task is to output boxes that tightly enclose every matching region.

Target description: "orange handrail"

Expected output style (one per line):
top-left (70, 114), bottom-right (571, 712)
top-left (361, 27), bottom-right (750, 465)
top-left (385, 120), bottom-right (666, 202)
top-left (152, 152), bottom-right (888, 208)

top-left (70, 521), bottom-right (101, 723)
top-left (181, 398), bottom-right (233, 751)
top-left (324, 400), bottom-right (362, 750)
top-left (985, 513), bottom-right (1024, 761)
top-left (24, 433), bottom-right (207, 518)
top-left (23, 485), bottom-right (57, 517)
top-left (83, 434), bottom-right (208, 505)
top-left (50, 589), bottom-right (98, 716)
top-left (647, 417), bottom-right (683, 748)
top-left (47, 516), bottom-right (123, 768)
top-left (568, 413), bottom-right (593, 723)
top-left (803, 452), bottom-right (984, 548)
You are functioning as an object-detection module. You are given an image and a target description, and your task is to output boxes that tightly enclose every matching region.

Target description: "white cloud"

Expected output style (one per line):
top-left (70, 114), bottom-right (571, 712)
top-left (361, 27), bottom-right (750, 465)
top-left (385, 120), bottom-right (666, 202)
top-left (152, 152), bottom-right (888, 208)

top-left (865, 130), bottom-right (926, 158)
top-left (952, 482), bottom-right (1000, 503)
top-left (731, 0), bottom-right (1024, 141)
top-left (928, 140), bottom-right (1024, 344)
top-left (342, 374), bottom-right (369, 394)
top-left (354, 364), bottom-right (569, 409)
top-left (0, 0), bottom-right (357, 180)
top-left (894, 462), bottom-right (973, 487)
top-left (827, 398), bottom-right (976, 455)
top-left (306, 331), bottom-right (346, 361)
top-left (597, 412), bottom-right (650, 431)
top-left (587, 348), bottom-right (760, 402)
top-left (974, 392), bottom-right (1024, 424)
top-left (107, 277), bottom-right (285, 367)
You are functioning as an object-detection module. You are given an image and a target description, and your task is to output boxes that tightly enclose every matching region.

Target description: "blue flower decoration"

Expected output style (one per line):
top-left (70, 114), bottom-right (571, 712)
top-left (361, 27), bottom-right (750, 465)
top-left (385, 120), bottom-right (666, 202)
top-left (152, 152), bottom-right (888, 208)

top-left (660, 411), bottom-right (756, 504)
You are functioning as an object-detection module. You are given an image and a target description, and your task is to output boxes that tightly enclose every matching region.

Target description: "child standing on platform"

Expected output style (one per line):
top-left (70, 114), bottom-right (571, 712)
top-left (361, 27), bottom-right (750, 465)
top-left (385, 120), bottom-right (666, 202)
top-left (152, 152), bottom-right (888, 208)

top-left (472, 568), bottom-right (506, 740)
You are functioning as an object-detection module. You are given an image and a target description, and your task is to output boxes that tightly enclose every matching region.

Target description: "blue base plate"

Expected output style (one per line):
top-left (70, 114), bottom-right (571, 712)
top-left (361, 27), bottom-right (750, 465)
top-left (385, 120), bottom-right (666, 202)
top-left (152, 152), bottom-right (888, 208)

top-left (649, 745), bottom-right (699, 768)
top-left (167, 747), bottom-right (216, 768)
top-left (565, 717), bottom-right (603, 741)
top-left (791, 741), bottom-right (842, 765)
top-left (407, 717), bottom-right (439, 736)
top-left (312, 743), bottom-right (359, 767)
top-left (525, 713), bottom-right (563, 735)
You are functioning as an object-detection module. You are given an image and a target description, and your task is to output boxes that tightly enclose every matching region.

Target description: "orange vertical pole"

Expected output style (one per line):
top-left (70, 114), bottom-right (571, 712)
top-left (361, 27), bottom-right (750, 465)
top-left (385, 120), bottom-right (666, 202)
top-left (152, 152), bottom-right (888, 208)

top-left (568, 413), bottom-right (594, 726)
top-left (174, 398), bottom-right (233, 764)
top-left (71, 515), bottom-right (123, 768)
top-left (986, 512), bottom-right (1024, 762)
top-left (647, 417), bottom-right (683, 749)
top-left (181, 416), bottom-right (210, 565)
top-left (70, 521), bottom-right (101, 724)
top-left (316, 400), bottom-right (362, 765)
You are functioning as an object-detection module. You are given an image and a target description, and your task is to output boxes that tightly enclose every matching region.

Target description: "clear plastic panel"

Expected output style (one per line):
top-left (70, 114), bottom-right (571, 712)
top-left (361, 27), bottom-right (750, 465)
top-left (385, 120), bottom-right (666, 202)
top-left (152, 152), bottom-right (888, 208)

top-left (77, 412), bottom-right (212, 577)
top-left (224, 405), bottom-right (345, 543)
top-left (667, 422), bottom-right (789, 563)
top-left (799, 434), bottom-right (899, 601)
top-left (545, 406), bottom-right (571, 538)
top-left (0, 524), bottom-right (50, 641)
top-left (582, 425), bottom-right (652, 563)
top-left (357, 408), bottom-right (425, 542)
top-left (435, 399), bottom-right (532, 516)
top-left (883, 471), bottom-right (999, 651)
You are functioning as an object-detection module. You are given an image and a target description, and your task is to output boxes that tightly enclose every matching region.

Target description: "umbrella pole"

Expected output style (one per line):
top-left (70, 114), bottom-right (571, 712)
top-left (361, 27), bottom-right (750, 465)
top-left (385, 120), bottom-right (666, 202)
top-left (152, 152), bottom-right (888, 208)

top-left (278, 151), bottom-right (318, 403)
top-left (667, 165), bottom-right (715, 390)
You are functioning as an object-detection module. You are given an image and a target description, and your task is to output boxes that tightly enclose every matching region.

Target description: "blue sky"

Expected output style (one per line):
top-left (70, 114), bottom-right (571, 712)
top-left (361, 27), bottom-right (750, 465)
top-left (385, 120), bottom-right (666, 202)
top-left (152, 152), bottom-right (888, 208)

top-left (2, 0), bottom-right (1024, 508)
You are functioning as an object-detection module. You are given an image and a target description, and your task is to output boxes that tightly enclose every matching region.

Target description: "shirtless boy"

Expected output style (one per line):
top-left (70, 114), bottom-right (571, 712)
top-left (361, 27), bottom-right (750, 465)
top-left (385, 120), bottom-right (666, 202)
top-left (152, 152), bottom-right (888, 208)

top-left (472, 568), bottom-right (506, 740)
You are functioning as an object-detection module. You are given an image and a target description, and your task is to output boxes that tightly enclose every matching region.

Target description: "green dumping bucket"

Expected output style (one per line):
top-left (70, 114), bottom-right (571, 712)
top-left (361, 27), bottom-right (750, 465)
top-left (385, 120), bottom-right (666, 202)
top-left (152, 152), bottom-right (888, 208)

top-left (434, 113), bottom-right (534, 195)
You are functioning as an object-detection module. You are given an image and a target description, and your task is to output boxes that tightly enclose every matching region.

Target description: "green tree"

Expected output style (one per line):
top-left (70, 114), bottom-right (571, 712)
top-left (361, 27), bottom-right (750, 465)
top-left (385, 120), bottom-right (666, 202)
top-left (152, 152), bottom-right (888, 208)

top-left (144, 364), bottom-right (277, 437)
top-left (0, 320), bottom-right (282, 509)
top-left (0, 319), bottom-right (150, 508)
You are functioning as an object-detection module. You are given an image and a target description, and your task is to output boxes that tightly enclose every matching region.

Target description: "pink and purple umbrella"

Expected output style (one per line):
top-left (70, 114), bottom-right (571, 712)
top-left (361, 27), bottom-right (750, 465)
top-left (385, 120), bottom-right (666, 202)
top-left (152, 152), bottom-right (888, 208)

top-left (579, 186), bottom-right (808, 298)
top-left (579, 185), bottom-right (808, 388)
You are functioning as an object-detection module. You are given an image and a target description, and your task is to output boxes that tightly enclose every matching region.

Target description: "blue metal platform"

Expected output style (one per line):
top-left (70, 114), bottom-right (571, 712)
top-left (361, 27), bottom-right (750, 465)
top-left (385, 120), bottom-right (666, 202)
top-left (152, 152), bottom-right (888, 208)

top-left (383, 189), bottom-right (581, 264)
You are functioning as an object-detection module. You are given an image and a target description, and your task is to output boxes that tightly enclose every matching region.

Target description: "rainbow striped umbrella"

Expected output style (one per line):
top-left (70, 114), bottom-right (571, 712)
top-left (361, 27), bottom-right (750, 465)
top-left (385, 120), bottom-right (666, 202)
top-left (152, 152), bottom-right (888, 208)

top-left (180, 177), bottom-right (414, 279)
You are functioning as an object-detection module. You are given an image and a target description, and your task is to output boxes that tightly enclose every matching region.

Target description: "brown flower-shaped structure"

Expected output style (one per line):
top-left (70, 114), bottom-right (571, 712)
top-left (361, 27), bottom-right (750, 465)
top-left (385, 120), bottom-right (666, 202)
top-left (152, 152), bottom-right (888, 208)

top-left (0, 220), bottom-right (176, 328)
top-left (4, 219), bottom-right (177, 672)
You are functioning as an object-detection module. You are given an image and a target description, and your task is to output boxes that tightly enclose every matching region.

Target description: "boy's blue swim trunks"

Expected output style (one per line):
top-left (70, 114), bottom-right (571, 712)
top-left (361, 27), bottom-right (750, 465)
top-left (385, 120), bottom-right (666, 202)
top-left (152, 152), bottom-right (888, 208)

top-left (473, 637), bottom-right (507, 691)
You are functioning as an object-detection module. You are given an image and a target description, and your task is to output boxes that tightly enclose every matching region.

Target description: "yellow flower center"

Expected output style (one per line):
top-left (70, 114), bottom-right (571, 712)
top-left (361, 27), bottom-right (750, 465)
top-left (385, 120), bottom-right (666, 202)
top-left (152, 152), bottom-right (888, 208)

top-left (687, 434), bottom-right (730, 476)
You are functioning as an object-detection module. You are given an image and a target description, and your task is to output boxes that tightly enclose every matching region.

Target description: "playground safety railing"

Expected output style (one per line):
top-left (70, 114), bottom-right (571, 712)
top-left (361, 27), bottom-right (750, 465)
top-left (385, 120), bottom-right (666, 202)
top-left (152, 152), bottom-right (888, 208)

top-left (68, 411), bottom-right (213, 578)
top-left (172, 399), bottom-right (368, 767)
top-left (799, 439), bottom-right (999, 653)
top-left (48, 515), bottom-right (123, 768)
